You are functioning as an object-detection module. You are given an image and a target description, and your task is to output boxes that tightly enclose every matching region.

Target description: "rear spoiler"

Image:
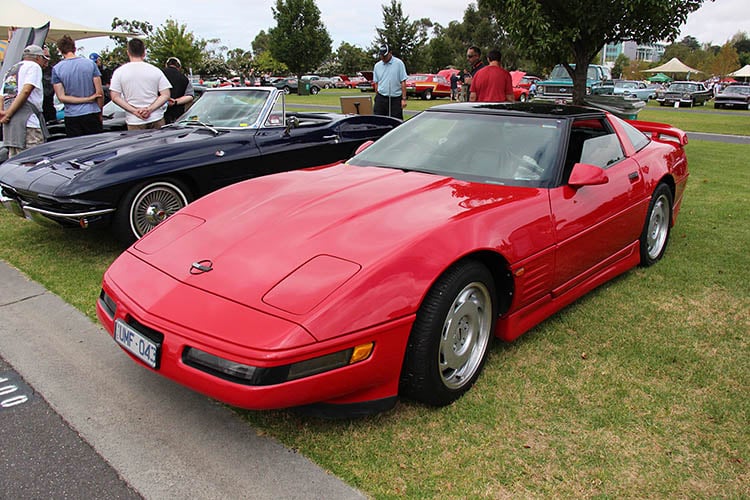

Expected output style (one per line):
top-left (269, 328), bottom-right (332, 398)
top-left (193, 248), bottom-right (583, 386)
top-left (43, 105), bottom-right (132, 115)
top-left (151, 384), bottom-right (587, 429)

top-left (627, 119), bottom-right (688, 146)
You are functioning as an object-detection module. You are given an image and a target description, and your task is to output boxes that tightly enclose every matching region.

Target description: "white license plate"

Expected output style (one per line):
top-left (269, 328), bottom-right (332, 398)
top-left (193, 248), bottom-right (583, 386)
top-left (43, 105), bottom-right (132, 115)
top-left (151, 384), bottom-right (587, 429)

top-left (114, 320), bottom-right (160, 368)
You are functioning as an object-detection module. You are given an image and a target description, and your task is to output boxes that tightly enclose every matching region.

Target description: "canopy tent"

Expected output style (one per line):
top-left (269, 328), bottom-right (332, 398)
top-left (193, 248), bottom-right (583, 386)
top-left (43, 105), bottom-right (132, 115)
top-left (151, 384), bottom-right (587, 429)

top-left (643, 58), bottom-right (702, 78)
top-left (728, 64), bottom-right (750, 80)
top-left (647, 73), bottom-right (672, 83)
top-left (1, 0), bottom-right (137, 42)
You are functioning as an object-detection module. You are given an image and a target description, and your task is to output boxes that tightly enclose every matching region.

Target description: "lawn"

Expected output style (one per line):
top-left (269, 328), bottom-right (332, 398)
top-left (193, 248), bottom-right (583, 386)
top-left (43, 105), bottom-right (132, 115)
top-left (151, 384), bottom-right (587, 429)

top-left (0, 106), bottom-right (747, 498)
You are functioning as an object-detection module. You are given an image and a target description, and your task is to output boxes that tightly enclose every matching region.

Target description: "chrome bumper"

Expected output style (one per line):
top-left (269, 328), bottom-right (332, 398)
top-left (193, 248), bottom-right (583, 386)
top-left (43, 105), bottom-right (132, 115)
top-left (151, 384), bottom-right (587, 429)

top-left (0, 191), bottom-right (115, 228)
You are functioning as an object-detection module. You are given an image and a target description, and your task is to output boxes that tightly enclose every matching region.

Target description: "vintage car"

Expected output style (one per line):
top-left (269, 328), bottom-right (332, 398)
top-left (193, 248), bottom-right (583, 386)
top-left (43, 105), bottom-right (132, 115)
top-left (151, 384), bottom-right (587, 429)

top-left (713, 84), bottom-right (750, 109)
top-left (535, 64), bottom-right (612, 102)
top-left (274, 77), bottom-right (326, 95)
top-left (0, 87), bottom-right (400, 244)
top-left (356, 71), bottom-right (375, 92)
top-left (96, 102), bottom-right (689, 417)
top-left (612, 80), bottom-right (654, 101)
top-left (655, 81), bottom-right (713, 107)
top-left (511, 72), bottom-right (541, 102)
top-left (301, 75), bottom-right (334, 90)
top-left (405, 74), bottom-right (452, 100)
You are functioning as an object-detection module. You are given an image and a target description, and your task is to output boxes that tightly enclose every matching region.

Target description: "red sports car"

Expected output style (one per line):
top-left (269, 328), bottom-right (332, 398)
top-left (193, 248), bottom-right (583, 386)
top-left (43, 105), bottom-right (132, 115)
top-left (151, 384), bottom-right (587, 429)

top-left (97, 103), bottom-right (689, 417)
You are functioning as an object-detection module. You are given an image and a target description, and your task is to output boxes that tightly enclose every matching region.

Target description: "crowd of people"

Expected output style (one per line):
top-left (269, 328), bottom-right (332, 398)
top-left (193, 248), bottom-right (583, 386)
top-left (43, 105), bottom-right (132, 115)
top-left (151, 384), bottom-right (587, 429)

top-left (371, 44), bottom-right (516, 119)
top-left (1, 37), bottom-right (194, 158)
top-left (3, 38), bottom-right (517, 155)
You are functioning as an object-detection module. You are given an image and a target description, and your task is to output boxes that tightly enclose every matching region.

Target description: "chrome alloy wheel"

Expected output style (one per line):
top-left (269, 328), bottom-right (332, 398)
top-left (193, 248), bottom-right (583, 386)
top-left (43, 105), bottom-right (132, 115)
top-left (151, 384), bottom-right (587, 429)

top-left (646, 191), bottom-right (670, 261)
top-left (438, 281), bottom-right (492, 389)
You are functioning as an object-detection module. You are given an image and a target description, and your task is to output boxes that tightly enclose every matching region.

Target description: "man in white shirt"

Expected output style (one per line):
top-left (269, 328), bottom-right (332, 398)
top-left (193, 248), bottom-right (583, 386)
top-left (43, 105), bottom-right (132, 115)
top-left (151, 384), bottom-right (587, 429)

top-left (109, 38), bottom-right (171, 130)
top-left (0, 44), bottom-right (48, 158)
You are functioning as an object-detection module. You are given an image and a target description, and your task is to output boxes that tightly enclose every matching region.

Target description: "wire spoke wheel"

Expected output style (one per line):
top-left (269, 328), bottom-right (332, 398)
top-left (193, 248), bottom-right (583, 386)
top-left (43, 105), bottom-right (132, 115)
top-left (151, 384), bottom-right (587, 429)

top-left (130, 182), bottom-right (189, 238)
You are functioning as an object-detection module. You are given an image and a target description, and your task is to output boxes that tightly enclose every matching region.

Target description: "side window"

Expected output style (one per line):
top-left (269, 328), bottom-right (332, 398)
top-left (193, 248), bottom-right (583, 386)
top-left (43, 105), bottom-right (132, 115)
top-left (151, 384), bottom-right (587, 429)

top-left (580, 134), bottom-right (625, 168)
top-left (611, 115), bottom-right (650, 152)
top-left (263, 93), bottom-right (285, 127)
top-left (567, 118), bottom-right (624, 170)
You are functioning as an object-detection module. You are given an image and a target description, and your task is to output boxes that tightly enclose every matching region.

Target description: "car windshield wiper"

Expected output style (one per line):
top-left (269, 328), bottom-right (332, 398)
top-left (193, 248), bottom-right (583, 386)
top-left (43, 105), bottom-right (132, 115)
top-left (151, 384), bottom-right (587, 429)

top-left (180, 120), bottom-right (219, 135)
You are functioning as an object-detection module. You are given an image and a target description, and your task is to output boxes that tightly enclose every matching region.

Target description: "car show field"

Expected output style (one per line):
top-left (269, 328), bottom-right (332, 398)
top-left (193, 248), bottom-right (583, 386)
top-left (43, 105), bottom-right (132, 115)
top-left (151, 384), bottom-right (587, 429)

top-left (0, 99), bottom-right (747, 498)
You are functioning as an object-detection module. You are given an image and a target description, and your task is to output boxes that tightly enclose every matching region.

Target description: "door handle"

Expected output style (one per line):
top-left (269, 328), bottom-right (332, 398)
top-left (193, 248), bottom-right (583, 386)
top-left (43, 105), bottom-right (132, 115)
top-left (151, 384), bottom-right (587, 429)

top-left (628, 171), bottom-right (639, 181)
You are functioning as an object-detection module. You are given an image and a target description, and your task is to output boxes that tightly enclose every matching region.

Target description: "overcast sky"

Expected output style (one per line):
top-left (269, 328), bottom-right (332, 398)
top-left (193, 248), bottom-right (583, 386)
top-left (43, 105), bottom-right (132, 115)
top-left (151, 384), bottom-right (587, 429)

top-left (20, 0), bottom-right (750, 58)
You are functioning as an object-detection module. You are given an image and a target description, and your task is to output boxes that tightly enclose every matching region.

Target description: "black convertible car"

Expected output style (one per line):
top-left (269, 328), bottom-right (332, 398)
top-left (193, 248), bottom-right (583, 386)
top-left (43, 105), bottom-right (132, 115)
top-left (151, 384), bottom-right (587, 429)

top-left (0, 87), bottom-right (400, 243)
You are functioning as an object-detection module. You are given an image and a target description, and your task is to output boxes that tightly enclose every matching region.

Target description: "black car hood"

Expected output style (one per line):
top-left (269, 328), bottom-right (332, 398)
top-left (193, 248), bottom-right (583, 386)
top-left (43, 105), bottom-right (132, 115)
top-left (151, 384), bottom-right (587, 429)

top-left (0, 125), bottom-right (253, 195)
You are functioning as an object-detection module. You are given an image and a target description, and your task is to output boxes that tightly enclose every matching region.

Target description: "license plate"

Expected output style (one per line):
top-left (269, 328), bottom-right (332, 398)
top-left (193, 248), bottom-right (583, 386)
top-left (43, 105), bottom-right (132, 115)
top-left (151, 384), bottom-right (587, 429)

top-left (114, 320), bottom-right (160, 368)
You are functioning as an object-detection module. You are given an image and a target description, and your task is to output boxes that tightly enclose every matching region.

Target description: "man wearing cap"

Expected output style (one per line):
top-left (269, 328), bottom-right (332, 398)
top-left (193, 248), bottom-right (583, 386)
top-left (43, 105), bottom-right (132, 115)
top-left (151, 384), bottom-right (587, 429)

top-left (162, 57), bottom-right (194, 124)
top-left (109, 38), bottom-right (172, 130)
top-left (52, 35), bottom-right (103, 137)
top-left (0, 44), bottom-right (48, 158)
top-left (373, 43), bottom-right (407, 120)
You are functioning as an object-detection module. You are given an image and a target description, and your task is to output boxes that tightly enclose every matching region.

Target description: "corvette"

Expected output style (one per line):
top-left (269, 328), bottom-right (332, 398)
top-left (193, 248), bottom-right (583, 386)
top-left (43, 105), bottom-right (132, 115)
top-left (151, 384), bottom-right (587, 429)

top-left (97, 102), bottom-right (689, 416)
top-left (0, 87), bottom-right (399, 244)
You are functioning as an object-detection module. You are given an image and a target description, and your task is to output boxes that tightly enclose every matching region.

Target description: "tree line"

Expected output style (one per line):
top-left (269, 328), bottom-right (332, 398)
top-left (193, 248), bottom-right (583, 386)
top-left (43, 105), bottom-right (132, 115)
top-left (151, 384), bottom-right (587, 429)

top-left (67, 0), bottom-right (747, 104)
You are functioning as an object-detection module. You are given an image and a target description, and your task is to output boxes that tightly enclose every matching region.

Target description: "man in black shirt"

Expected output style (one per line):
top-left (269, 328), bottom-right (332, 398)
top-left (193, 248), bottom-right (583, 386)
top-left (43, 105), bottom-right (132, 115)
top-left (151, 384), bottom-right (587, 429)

top-left (162, 57), bottom-right (194, 124)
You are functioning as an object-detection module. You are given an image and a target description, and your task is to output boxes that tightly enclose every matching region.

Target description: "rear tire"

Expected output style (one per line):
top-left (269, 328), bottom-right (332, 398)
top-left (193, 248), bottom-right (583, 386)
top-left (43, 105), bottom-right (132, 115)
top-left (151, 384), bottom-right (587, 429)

top-left (400, 260), bottom-right (496, 406)
top-left (639, 183), bottom-right (672, 266)
top-left (112, 179), bottom-right (192, 245)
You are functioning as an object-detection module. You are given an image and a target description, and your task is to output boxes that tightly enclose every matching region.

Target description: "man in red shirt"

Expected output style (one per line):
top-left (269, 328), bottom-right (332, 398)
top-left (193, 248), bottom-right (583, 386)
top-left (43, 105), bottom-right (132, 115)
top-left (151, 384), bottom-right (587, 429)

top-left (469, 49), bottom-right (515, 103)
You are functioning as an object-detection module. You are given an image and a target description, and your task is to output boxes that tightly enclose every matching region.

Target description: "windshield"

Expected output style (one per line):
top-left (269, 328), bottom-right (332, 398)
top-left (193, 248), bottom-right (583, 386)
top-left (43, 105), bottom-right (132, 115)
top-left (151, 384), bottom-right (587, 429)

top-left (669, 83), bottom-right (699, 92)
top-left (723, 86), bottom-right (750, 95)
top-left (349, 110), bottom-right (564, 187)
top-left (549, 65), bottom-right (603, 81)
top-left (177, 89), bottom-right (271, 128)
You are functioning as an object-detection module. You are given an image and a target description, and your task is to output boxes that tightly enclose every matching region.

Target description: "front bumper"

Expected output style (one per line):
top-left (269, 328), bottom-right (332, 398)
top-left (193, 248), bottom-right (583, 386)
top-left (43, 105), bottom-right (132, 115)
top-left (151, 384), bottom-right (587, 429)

top-left (97, 252), bottom-right (413, 412)
top-left (0, 185), bottom-right (115, 228)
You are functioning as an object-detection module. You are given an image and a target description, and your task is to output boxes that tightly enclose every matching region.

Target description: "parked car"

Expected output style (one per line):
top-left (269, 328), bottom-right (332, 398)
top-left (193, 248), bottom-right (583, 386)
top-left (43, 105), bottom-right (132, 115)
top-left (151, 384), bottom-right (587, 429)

top-left (511, 72), bottom-right (541, 102)
top-left (273, 77), bottom-right (298, 94)
top-left (356, 71), bottom-right (375, 92)
top-left (0, 87), bottom-right (400, 244)
top-left (96, 102), bottom-right (689, 417)
top-left (535, 64), bottom-right (612, 102)
top-left (405, 74), bottom-right (451, 100)
top-left (713, 84), bottom-right (750, 109)
top-left (612, 80), bottom-right (654, 101)
top-left (655, 81), bottom-right (712, 107)
top-left (301, 75), bottom-right (333, 90)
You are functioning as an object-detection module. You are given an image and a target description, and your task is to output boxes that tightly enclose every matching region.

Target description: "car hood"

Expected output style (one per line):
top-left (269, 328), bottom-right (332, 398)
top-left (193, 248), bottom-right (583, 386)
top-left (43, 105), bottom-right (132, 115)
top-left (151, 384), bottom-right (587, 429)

top-left (0, 126), bottom-right (233, 194)
top-left (129, 163), bottom-right (539, 337)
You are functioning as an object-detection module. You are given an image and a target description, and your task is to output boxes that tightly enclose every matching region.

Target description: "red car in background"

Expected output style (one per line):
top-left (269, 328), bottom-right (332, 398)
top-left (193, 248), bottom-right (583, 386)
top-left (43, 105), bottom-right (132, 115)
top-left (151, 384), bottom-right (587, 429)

top-left (405, 74), bottom-right (452, 100)
top-left (511, 71), bottom-right (541, 102)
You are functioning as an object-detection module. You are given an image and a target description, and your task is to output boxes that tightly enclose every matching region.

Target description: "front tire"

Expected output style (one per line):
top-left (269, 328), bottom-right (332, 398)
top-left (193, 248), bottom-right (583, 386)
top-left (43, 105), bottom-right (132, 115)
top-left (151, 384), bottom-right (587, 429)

top-left (310, 86), bottom-right (320, 95)
top-left (112, 179), bottom-right (192, 245)
top-left (400, 260), bottom-right (496, 406)
top-left (519, 93), bottom-right (527, 103)
top-left (639, 183), bottom-right (673, 266)
top-left (423, 89), bottom-right (433, 100)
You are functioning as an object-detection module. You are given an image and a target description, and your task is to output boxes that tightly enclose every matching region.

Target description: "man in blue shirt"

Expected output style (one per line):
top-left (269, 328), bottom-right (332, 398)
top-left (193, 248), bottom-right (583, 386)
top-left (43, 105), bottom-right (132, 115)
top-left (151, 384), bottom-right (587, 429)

top-left (51, 35), bottom-right (103, 137)
top-left (373, 44), bottom-right (407, 120)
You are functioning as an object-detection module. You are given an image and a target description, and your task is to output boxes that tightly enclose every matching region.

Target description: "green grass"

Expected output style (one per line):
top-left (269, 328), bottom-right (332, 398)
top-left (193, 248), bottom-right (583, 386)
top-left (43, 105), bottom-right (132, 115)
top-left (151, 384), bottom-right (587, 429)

top-left (0, 113), bottom-right (748, 498)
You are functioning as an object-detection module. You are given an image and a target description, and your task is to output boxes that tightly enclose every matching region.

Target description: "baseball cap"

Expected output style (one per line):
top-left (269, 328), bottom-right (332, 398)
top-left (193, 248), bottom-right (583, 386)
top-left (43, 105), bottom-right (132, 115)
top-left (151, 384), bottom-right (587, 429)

top-left (23, 44), bottom-right (49, 59)
top-left (89, 52), bottom-right (100, 61)
top-left (166, 56), bottom-right (182, 68)
top-left (378, 43), bottom-right (390, 57)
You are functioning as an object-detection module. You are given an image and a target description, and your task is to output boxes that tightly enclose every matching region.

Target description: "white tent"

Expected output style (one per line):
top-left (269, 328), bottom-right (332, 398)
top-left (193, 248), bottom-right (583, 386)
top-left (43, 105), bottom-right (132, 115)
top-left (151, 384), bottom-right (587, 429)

top-left (643, 57), bottom-right (702, 76)
top-left (728, 64), bottom-right (750, 78)
top-left (1, 0), bottom-right (136, 42)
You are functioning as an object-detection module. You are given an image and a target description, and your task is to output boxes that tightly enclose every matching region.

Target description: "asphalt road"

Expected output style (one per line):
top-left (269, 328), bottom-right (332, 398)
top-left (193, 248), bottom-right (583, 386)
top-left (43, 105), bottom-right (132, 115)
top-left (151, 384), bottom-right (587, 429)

top-left (0, 261), bottom-right (365, 500)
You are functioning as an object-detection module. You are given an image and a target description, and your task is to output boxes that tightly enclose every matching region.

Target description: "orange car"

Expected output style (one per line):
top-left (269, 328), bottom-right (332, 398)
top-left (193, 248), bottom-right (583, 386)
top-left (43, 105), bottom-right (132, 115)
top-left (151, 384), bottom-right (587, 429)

top-left (405, 74), bottom-right (452, 100)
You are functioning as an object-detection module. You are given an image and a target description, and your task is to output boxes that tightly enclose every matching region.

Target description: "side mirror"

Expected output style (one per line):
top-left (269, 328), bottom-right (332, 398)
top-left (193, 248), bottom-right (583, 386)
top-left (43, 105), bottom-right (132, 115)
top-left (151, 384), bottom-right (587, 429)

top-left (568, 163), bottom-right (609, 187)
top-left (354, 140), bottom-right (374, 155)
top-left (284, 115), bottom-right (300, 135)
